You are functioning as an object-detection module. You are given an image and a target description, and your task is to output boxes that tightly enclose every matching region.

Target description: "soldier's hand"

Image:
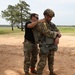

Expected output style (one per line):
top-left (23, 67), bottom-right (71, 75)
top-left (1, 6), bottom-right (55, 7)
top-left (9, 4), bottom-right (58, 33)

top-left (54, 37), bottom-right (59, 45)
top-left (57, 32), bottom-right (62, 38)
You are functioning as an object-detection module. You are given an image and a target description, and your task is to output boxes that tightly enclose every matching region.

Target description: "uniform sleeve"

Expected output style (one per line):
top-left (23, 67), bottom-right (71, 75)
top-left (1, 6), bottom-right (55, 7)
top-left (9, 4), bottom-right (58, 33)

top-left (36, 22), bottom-right (58, 38)
top-left (51, 22), bottom-right (59, 32)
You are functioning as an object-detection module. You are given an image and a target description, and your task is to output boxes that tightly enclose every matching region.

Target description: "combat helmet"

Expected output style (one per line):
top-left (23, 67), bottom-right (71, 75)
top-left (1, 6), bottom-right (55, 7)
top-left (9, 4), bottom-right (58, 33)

top-left (43, 9), bottom-right (55, 17)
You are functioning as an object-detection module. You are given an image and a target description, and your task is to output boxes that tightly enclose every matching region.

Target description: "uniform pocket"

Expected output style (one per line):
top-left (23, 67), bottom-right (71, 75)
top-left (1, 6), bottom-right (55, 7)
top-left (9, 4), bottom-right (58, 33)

top-left (40, 44), bottom-right (49, 54)
top-left (24, 40), bottom-right (33, 51)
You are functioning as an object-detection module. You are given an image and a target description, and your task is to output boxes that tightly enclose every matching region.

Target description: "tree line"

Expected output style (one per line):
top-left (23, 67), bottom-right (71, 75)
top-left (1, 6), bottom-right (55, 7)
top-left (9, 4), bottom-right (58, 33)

top-left (1, 0), bottom-right (31, 31)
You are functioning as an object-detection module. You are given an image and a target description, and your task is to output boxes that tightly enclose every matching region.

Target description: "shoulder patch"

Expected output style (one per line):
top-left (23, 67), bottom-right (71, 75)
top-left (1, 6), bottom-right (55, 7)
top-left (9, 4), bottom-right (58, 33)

top-left (43, 22), bottom-right (47, 29)
top-left (44, 22), bottom-right (46, 25)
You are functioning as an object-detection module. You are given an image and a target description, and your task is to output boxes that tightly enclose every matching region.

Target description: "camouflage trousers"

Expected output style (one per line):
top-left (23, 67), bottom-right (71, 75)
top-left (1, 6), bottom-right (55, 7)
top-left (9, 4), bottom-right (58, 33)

top-left (37, 48), bottom-right (55, 75)
top-left (23, 39), bottom-right (38, 72)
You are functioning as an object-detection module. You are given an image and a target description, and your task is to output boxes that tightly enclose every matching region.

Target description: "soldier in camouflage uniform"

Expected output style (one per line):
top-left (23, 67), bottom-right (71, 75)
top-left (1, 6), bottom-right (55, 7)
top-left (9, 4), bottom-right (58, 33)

top-left (34, 9), bottom-right (61, 75)
top-left (23, 13), bottom-right (39, 75)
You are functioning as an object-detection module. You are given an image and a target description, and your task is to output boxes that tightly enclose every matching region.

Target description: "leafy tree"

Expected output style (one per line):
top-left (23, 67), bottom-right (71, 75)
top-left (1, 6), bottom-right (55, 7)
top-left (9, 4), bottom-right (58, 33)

top-left (15, 0), bottom-right (30, 31)
top-left (1, 0), bottom-right (30, 31)
top-left (2, 5), bottom-right (16, 31)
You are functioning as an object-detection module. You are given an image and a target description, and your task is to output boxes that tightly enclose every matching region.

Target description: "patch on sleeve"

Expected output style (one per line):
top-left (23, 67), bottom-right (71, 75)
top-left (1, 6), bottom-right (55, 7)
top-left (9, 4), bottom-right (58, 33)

top-left (43, 22), bottom-right (47, 29)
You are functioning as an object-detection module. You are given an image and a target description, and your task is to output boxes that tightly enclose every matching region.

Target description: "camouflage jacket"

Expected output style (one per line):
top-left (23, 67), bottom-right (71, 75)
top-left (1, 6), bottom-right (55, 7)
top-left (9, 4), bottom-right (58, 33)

top-left (33, 22), bottom-right (59, 43)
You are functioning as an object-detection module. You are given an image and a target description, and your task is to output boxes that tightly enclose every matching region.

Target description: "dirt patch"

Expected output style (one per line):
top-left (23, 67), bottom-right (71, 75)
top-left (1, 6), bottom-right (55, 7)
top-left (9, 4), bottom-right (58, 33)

top-left (0, 35), bottom-right (75, 75)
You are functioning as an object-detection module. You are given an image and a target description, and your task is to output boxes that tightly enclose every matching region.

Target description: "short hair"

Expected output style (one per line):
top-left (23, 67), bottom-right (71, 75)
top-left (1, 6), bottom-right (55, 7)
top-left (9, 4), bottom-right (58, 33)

top-left (30, 13), bottom-right (38, 19)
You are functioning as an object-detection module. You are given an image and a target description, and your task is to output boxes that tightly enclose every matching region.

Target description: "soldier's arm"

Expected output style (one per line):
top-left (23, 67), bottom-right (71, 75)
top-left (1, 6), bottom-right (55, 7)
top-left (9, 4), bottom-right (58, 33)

top-left (36, 23), bottom-right (58, 38)
top-left (27, 19), bottom-right (45, 28)
top-left (27, 21), bottom-right (38, 28)
top-left (51, 23), bottom-right (61, 38)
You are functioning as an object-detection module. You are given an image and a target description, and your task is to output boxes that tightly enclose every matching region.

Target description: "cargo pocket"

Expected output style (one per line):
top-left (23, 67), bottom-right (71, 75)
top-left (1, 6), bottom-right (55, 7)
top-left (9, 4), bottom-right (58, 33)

top-left (24, 40), bottom-right (33, 51)
top-left (40, 44), bottom-right (49, 54)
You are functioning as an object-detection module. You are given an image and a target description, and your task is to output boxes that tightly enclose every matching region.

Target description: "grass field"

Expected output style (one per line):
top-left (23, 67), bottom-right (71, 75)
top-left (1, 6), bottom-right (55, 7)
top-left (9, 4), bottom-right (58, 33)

top-left (58, 26), bottom-right (75, 33)
top-left (0, 27), bottom-right (24, 35)
top-left (0, 26), bottom-right (75, 35)
top-left (57, 26), bottom-right (75, 36)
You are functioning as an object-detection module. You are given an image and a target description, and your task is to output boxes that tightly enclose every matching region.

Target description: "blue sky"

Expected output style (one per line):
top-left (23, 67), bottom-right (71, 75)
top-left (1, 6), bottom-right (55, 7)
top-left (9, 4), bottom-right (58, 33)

top-left (0, 0), bottom-right (75, 25)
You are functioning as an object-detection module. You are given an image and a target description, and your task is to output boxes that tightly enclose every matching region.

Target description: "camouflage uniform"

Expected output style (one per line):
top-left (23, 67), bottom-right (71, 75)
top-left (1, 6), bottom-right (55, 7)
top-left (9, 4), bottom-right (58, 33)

top-left (33, 9), bottom-right (59, 75)
top-left (23, 19), bottom-right (38, 74)
top-left (23, 39), bottom-right (38, 73)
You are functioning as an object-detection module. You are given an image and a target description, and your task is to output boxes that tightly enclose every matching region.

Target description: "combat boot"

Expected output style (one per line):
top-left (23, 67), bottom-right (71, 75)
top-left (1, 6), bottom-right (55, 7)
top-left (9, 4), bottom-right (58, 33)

top-left (25, 72), bottom-right (30, 75)
top-left (31, 68), bottom-right (37, 74)
top-left (50, 72), bottom-right (57, 75)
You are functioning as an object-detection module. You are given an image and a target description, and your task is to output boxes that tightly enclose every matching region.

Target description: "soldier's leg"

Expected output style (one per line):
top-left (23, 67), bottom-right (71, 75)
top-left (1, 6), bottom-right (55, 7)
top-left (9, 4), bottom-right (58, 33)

top-left (48, 51), bottom-right (56, 75)
top-left (31, 44), bottom-right (38, 74)
top-left (24, 50), bottom-right (31, 73)
top-left (37, 50), bottom-right (48, 75)
top-left (23, 40), bottom-right (33, 73)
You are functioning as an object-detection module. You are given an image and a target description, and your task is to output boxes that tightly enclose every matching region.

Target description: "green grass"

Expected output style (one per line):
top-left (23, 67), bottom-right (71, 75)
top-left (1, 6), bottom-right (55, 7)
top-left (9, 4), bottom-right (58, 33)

top-left (0, 26), bottom-right (75, 36)
top-left (0, 27), bottom-right (24, 35)
top-left (57, 26), bottom-right (75, 36)
top-left (58, 27), bottom-right (75, 33)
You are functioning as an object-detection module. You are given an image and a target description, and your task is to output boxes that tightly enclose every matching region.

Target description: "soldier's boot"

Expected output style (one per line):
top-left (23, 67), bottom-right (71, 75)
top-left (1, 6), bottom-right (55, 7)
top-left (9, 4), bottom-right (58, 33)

top-left (50, 72), bottom-right (57, 75)
top-left (31, 68), bottom-right (37, 74)
top-left (49, 68), bottom-right (57, 75)
top-left (25, 72), bottom-right (30, 75)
